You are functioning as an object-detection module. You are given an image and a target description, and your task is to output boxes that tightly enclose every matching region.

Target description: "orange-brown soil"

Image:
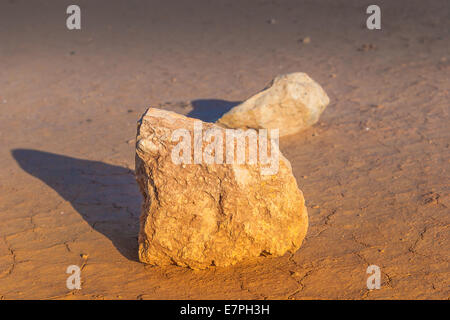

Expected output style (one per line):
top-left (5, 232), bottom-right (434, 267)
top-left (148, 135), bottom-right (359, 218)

top-left (0, 0), bottom-right (448, 299)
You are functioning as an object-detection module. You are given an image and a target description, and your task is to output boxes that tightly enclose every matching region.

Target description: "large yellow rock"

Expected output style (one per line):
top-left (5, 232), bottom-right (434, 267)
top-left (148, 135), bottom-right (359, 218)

top-left (217, 72), bottom-right (330, 136)
top-left (135, 108), bottom-right (308, 269)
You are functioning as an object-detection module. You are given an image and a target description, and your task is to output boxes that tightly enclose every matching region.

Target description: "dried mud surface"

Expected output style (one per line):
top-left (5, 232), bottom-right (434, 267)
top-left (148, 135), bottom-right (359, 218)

top-left (0, 0), bottom-right (448, 299)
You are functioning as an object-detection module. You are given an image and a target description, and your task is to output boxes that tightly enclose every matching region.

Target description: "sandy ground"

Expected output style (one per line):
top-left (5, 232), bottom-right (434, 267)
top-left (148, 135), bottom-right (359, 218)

top-left (0, 0), bottom-right (448, 299)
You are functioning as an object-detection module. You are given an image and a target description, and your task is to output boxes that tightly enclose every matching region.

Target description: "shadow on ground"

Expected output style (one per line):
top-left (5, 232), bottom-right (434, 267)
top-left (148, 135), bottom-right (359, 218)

top-left (187, 99), bottom-right (240, 122)
top-left (11, 149), bottom-right (141, 262)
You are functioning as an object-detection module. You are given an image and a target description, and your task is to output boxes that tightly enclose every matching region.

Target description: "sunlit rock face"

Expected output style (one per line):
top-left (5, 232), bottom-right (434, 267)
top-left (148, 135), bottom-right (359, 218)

top-left (135, 108), bottom-right (308, 269)
top-left (217, 72), bottom-right (330, 137)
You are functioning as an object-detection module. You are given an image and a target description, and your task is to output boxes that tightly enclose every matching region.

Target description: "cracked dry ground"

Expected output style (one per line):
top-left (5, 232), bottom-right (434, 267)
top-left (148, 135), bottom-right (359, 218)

top-left (0, 0), bottom-right (449, 299)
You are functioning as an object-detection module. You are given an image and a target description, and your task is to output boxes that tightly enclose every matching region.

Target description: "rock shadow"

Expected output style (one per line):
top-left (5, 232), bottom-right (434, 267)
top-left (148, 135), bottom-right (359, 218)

top-left (11, 149), bottom-right (141, 262)
top-left (187, 99), bottom-right (240, 122)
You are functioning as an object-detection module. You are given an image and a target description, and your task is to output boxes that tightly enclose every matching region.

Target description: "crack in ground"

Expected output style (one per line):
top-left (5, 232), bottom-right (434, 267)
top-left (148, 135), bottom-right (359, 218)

top-left (408, 226), bottom-right (427, 255)
top-left (287, 270), bottom-right (313, 299)
top-left (286, 253), bottom-right (316, 299)
top-left (0, 236), bottom-right (16, 279)
top-left (324, 208), bottom-right (337, 226)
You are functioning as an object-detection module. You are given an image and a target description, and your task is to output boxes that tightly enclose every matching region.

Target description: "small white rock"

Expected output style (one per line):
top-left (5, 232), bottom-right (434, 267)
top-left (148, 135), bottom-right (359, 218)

top-left (217, 72), bottom-right (330, 136)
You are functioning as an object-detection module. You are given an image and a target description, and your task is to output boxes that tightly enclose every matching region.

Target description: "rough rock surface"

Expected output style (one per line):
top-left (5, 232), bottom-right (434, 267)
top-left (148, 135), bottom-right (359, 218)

top-left (135, 108), bottom-right (308, 269)
top-left (217, 72), bottom-right (330, 136)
